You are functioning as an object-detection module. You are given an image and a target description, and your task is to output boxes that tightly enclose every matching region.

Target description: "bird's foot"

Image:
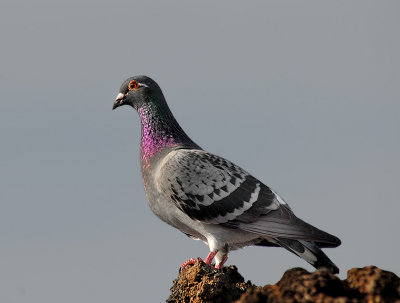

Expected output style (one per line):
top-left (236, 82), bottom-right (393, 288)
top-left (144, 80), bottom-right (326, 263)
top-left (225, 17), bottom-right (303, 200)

top-left (180, 257), bottom-right (203, 271)
top-left (180, 251), bottom-right (228, 271)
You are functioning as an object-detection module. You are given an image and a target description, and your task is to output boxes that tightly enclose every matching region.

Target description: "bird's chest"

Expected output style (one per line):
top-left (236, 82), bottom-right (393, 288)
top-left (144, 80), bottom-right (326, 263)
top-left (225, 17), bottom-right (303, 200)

top-left (141, 169), bottom-right (206, 240)
top-left (141, 166), bottom-right (177, 223)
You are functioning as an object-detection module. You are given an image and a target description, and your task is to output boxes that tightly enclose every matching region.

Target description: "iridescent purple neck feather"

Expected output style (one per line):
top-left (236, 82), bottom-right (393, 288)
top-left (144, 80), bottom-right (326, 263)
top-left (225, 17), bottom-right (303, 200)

top-left (138, 101), bottom-right (199, 170)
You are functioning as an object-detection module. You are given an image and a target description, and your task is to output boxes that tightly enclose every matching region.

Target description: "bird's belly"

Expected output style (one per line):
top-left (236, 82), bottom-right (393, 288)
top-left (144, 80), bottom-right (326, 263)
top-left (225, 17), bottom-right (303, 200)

top-left (200, 223), bottom-right (262, 251)
top-left (147, 191), bottom-right (261, 250)
top-left (146, 192), bottom-right (207, 241)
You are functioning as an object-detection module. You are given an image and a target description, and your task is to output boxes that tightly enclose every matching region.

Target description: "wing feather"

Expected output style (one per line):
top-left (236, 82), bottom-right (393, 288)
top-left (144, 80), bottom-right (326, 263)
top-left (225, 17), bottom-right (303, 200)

top-left (156, 149), bottom-right (340, 247)
top-left (157, 149), bottom-right (278, 223)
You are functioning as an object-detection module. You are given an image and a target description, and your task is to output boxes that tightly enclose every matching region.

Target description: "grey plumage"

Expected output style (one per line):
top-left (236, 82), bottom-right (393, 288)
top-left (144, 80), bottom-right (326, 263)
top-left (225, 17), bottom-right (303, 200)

top-left (113, 75), bottom-right (341, 273)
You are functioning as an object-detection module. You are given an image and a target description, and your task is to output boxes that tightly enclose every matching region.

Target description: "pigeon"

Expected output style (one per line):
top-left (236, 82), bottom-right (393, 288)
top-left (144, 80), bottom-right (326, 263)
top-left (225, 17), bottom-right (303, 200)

top-left (112, 75), bottom-right (341, 273)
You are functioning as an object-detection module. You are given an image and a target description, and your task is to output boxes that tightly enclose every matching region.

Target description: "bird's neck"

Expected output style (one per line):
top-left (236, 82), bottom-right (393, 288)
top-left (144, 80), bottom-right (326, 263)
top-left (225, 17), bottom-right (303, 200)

top-left (138, 101), bottom-right (197, 169)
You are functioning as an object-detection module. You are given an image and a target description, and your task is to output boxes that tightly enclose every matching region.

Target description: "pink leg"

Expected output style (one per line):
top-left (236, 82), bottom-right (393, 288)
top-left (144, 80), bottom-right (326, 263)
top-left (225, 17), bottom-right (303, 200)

top-left (215, 254), bottom-right (228, 269)
top-left (204, 250), bottom-right (218, 264)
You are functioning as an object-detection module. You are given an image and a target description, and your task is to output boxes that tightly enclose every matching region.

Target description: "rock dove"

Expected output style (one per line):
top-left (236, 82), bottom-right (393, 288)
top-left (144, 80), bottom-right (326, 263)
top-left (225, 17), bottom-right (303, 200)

top-left (113, 75), bottom-right (341, 273)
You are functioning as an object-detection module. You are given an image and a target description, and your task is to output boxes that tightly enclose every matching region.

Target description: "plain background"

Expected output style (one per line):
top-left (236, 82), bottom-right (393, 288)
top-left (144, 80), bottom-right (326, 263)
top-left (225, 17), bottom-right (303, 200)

top-left (1, 1), bottom-right (399, 302)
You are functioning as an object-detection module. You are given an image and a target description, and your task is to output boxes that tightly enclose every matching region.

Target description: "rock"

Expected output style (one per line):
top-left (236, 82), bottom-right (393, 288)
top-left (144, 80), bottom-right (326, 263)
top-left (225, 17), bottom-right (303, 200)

top-left (346, 266), bottom-right (400, 303)
top-left (238, 266), bottom-right (400, 303)
top-left (167, 263), bottom-right (400, 303)
top-left (167, 260), bottom-right (253, 303)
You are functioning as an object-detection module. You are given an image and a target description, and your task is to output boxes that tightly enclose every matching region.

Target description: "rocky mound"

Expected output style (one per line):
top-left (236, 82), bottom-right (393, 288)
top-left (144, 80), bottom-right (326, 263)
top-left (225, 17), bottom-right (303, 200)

top-left (167, 261), bottom-right (400, 303)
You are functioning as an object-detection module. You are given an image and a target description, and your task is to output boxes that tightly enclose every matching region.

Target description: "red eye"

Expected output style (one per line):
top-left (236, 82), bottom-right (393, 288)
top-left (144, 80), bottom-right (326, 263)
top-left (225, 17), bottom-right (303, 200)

top-left (128, 80), bottom-right (139, 90)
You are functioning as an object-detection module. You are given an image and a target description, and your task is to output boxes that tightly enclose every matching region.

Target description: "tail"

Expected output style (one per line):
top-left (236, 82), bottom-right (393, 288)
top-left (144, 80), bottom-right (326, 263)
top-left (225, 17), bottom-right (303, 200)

top-left (275, 238), bottom-right (339, 274)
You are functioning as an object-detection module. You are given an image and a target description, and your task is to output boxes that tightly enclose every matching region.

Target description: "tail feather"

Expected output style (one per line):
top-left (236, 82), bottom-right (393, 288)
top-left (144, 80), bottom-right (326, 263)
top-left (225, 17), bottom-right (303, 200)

top-left (275, 238), bottom-right (339, 274)
top-left (234, 206), bottom-right (341, 248)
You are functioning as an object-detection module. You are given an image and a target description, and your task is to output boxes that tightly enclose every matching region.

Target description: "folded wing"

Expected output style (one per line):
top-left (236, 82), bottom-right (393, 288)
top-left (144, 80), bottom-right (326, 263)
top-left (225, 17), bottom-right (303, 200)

top-left (156, 149), bottom-right (340, 247)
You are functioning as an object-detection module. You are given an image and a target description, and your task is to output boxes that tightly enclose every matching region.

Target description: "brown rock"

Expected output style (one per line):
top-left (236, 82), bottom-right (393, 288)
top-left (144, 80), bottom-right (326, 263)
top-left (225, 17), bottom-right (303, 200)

top-left (167, 263), bottom-right (400, 303)
top-left (238, 266), bottom-right (400, 303)
top-left (167, 261), bottom-right (253, 303)
top-left (346, 266), bottom-right (400, 303)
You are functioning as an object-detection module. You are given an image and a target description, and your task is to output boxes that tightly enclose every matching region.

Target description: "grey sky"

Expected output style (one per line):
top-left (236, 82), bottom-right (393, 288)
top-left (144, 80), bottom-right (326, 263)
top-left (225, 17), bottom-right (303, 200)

top-left (1, 1), bottom-right (399, 302)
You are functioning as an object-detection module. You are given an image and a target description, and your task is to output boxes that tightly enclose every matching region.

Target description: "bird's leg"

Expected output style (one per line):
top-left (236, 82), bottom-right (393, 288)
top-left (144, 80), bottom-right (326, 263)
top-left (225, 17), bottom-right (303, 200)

top-left (215, 253), bottom-right (228, 269)
top-left (204, 250), bottom-right (218, 265)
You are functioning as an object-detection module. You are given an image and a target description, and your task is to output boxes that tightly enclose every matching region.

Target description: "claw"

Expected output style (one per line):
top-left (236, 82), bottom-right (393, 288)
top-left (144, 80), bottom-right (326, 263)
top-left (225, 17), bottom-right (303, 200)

top-left (180, 257), bottom-right (203, 271)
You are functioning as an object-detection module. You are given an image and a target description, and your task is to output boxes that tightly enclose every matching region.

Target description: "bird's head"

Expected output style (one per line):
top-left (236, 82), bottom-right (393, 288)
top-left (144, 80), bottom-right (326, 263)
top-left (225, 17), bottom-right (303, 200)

top-left (112, 75), bottom-right (163, 110)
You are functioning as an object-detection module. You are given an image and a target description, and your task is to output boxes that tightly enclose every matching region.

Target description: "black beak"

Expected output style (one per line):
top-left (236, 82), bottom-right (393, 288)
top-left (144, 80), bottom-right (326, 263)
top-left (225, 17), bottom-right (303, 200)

top-left (113, 93), bottom-right (126, 110)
